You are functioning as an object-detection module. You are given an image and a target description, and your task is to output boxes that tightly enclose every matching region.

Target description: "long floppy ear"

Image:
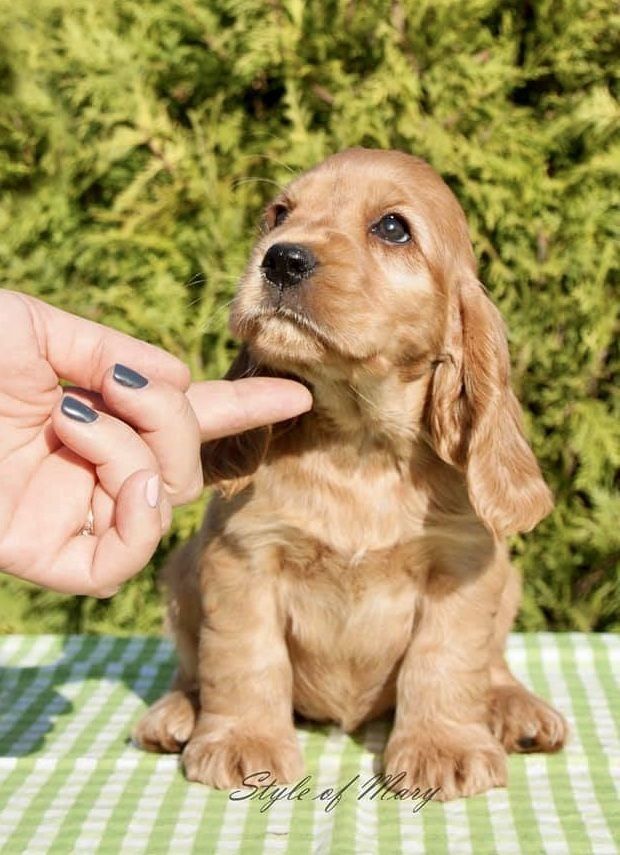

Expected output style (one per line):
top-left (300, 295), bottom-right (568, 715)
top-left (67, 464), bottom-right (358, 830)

top-left (428, 275), bottom-right (553, 536)
top-left (200, 346), bottom-right (272, 499)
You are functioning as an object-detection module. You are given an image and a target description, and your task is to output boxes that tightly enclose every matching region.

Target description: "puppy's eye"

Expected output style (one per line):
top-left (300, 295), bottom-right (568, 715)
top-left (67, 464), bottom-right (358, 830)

top-left (273, 205), bottom-right (289, 227)
top-left (371, 213), bottom-right (411, 244)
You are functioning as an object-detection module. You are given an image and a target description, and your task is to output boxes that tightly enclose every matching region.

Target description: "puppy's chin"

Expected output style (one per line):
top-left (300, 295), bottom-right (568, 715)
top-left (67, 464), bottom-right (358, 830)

top-left (230, 308), bottom-right (327, 373)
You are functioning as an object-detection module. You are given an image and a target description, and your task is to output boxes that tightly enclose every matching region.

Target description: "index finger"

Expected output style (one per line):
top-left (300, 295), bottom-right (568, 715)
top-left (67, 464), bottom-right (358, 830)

top-left (11, 292), bottom-right (190, 392)
top-left (186, 378), bottom-right (313, 442)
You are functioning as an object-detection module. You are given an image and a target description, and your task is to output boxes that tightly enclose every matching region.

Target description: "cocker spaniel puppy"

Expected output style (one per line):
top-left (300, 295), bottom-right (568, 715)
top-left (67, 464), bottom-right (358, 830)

top-left (134, 148), bottom-right (567, 800)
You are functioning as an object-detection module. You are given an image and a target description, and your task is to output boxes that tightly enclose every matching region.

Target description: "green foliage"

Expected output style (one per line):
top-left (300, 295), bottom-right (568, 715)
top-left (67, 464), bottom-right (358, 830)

top-left (0, 0), bottom-right (618, 632)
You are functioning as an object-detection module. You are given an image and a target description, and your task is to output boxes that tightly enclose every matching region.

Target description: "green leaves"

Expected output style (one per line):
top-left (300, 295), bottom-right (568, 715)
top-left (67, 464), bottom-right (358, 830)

top-left (0, 0), bottom-right (617, 631)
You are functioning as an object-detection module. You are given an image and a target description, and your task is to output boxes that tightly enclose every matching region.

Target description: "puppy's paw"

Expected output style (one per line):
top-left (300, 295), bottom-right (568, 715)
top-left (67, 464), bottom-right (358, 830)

top-left (384, 723), bottom-right (507, 801)
top-left (182, 727), bottom-right (304, 789)
top-left (132, 690), bottom-right (197, 754)
top-left (487, 684), bottom-right (568, 754)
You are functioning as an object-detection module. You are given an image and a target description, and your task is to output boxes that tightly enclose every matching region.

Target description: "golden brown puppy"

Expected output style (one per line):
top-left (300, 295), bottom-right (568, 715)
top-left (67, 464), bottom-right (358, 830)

top-left (134, 148), bottom-right (568, 800)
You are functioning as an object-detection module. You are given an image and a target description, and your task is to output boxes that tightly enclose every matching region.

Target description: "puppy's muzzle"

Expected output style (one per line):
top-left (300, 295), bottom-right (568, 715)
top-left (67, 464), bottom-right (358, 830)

top-left (261, 243), bottom-right (317, 289)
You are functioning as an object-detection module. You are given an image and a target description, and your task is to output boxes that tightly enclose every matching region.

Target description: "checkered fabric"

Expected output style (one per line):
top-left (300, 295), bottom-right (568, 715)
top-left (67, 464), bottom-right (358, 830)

top-left (0, 634), bottom-right (617, 854)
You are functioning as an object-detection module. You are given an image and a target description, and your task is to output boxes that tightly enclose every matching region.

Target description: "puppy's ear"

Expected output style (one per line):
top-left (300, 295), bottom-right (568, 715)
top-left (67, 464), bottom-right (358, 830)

top-left (428, 275), bottom-right (553, 536)
top-left (200, 346), bottom-right (271, 499)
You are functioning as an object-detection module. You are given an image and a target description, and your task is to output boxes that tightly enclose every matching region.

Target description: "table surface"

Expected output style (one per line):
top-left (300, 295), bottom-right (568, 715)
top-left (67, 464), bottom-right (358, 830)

top-left (0, 633), bottom-right (618, 854)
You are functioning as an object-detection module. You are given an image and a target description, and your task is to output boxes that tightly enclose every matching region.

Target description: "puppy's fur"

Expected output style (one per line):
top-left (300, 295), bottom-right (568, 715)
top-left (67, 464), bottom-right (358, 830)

top-left (134, 149), bottom-right (567, 800)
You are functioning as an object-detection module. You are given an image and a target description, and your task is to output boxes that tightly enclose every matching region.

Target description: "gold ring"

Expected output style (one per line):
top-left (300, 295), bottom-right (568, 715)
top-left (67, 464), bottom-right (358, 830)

top-left (79, 509), bottom-right (95, 537)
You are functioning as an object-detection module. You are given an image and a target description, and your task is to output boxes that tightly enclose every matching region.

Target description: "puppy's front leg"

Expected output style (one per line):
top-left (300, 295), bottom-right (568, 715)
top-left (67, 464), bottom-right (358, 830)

top-left (385, 560), bottom-right (507, 801)
top-left (182, 540), bottom-right (303, 788)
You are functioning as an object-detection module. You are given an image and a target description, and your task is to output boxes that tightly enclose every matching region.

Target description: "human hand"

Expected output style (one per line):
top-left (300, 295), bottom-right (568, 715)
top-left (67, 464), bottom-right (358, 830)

top-left (0, 292), bottom-right (312, 596)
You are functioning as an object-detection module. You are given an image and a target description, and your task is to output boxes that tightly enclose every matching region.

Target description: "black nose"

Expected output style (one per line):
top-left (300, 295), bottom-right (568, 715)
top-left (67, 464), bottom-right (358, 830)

top-left (261, 243), bottom-right (316, 289)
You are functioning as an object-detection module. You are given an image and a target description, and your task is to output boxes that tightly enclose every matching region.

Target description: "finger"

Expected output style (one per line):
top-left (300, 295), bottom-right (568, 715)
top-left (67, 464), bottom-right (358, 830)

top-left (92, 484), bottom-right (115, 536)
top-left (62, 388), bottom-right (114, 417)
top-left (64, 385), bottom-right (189, 511)
top-left (44, 470), bottom-right (164, 596)
top-left (15, 292), bottom-right (190, 392)
top-left (92, 478), bottom-right (172, 537)
top-left (51, 394), bottom-right (159, 498)
top-left (0, 445), bottom-right (95, 567)
top-left (100, 364), bottom-right (203, 505)
top-left (186, 378), bottom-right (313, 442)
top-left (0, 420), bottom-right (61, 538)
top-left (48, 396), bottom-right (141, 534)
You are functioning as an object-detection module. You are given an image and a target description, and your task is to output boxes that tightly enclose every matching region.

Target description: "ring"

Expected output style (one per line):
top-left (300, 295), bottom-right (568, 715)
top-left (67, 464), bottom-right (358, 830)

top-left (79, 509), bottom-right (95, 537)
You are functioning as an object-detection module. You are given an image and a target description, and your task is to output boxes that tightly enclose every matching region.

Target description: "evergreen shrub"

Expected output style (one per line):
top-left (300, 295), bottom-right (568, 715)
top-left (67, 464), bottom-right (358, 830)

top-left (0, 0), bottom-right (617, 632)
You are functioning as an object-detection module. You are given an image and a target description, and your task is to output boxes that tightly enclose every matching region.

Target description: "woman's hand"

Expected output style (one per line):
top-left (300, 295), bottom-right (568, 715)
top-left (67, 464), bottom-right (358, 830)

top-left (0, 292), bottom-right (311, 596)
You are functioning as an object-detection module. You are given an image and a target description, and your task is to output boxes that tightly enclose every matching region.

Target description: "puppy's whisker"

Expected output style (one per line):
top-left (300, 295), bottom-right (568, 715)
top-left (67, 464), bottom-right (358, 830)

top-left (346, 384), bottom-right (382, 417)
top-left (186, 272), bottom-right (207, 287)
top-left (233, 355), bottom-right (265, 379)
top-left (187, 288), bottom-right (230, 311)
top-left (237, 149), bottom-right (301, 177)
top-left (244, 361), bottom-right (264, 379)
top-left (233, 177), bottom-right (289, 193)
top-left (197, 299), bottom-right (237, 333)
top-left (200, 273), bottom-right (243, 286)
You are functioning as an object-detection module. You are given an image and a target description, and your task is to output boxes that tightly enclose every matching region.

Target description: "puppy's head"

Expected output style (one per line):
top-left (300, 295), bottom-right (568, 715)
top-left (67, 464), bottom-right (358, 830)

top-left (231, 148), bottom-right (461, 375)
top-left (207, 148), bottom-right (552, 536)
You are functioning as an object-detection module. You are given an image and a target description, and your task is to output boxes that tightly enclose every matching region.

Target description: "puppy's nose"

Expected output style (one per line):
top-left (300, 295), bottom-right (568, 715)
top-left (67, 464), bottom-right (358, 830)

top-left (261, 243), bottom-right (316, 289)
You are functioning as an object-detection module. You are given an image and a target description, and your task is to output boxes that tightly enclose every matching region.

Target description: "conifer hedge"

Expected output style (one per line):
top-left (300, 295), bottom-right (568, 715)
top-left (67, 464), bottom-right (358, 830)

top-left (0, 0), bottom-right (618, 633)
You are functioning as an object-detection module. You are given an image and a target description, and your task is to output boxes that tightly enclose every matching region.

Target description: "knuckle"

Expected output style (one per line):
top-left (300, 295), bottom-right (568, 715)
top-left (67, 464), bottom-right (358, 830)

top-left (170, 475), bottom-right (204, 506)
top-left (169, 390), bottom-right (194, 424)
top-left (187, 476), bottom-right (205, 503)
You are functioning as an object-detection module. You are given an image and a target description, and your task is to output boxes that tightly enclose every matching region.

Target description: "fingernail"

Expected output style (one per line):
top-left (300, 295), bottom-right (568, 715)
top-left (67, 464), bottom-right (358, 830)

top-left (61, 396), bottom-right (99, 424)
top-left (145, 474), bottom-right (160, 508)
top-left (113, 363), bottom-right (149, 389)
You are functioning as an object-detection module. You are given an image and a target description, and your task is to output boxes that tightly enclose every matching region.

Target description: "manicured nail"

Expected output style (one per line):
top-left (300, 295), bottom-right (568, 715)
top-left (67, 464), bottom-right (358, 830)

top-left (145, 474), bottom-right (160, 508)
top-left (113, 363), bottom-right (148, 389)
top-left (61, 396), bottom-right (99, 424)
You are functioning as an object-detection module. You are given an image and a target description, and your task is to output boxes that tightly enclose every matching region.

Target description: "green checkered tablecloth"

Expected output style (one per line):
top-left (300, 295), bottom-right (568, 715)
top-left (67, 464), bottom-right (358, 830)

top-left (0, 634), bottom-right (617, 854)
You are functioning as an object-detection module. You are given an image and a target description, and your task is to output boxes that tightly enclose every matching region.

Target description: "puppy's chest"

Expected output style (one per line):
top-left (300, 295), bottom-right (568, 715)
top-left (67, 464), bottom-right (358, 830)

top-left (247, 451), bottom-right (427, 728)
top-left (278, 538), bottom-right (421, 729)
top-left (258, 450), bottom-right (428, 557)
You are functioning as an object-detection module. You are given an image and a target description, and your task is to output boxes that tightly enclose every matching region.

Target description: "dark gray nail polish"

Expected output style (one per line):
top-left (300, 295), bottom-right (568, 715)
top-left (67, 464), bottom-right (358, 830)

top-left (113, 363), bottom-right (149, 389)
top-left (61, 396), bottom-right (99, 424)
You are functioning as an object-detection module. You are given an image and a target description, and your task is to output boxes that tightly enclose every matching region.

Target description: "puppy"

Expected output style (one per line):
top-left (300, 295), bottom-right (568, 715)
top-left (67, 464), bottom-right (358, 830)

top-left (134, 148), bottom-right (567, 800)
